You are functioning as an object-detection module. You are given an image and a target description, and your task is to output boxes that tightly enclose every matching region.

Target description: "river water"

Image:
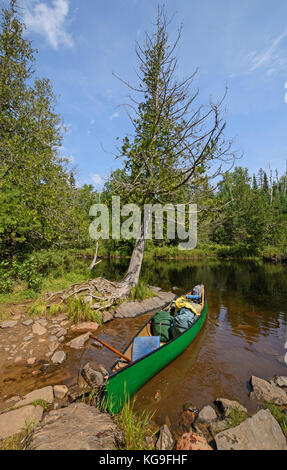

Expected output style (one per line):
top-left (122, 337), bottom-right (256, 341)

top-left (87, 258), bottom-right (287, 425)
top-left (2, 258), bottom-right (287, 427)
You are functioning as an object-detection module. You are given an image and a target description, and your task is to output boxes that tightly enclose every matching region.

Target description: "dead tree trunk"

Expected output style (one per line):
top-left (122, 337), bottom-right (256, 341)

top-left (121, 220), bottom-right (146, 292)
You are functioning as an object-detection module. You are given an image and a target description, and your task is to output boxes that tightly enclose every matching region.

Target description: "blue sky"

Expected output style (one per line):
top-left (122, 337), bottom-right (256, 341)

top-left (17, 0), bottom-right (287, 188)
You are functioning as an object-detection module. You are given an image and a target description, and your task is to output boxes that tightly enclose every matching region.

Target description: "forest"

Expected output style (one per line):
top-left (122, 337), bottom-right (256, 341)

top-left (1, 2), bottom-right (287, 298)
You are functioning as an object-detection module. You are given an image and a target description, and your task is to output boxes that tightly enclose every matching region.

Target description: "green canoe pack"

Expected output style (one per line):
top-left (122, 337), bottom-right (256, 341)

top-left (151, 310), bottom-right (173, 342)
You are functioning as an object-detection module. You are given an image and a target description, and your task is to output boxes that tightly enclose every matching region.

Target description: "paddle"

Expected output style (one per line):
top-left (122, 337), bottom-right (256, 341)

top-left (90, 334), bottom-right (132, 363)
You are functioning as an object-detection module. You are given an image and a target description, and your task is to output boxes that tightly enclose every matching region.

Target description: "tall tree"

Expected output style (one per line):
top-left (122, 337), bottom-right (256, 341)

top-left (110, 7), bottom-right (235, 291)
top-left (0, 1), bottom-right (74, 256)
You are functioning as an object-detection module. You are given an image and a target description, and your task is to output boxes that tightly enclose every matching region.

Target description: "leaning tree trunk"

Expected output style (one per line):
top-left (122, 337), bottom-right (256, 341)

top-left (46, 213), bottom-right (149, 308)
top-left (120, 218), bottom-right (146, 296)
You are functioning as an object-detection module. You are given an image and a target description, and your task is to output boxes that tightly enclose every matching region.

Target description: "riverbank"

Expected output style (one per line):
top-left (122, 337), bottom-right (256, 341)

top-left (1, 245), bottom-right (286, 310)
top-left (1, 371), bottom-right (286, 450)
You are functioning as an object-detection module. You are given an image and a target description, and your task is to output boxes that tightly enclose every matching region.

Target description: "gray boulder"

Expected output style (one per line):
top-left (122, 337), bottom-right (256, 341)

top-left (14, 386), bottom-right (54, 409)
top-left (66, 332), bottom-right (91, 349)
top-left (198, 405), bottom-right (217, 423)
top-left (215, 398), bottom-right (247, 417)
top-left (51, 351), bottom-right (66, 365)
top-left (156, 424), bottom-right (174, 450)
top-left (28, 403), bottom-right (119, 450)
top-left (215, 409), bottom-right (287, 450)
top-left (115, 292), bottom-right (175, 318)
top-left (102, 311), bottom-right (113, 324)
top-left (81, 362), bottom-right (108, 388)
top-left (250, 376), bottom-right (287, 405)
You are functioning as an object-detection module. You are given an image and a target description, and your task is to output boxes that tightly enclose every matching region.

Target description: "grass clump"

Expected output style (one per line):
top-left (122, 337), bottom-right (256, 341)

top-left (115, 398), bottom-right (156, 450)
top-left (265, 403), bottom-right (287, 436)
top-left (0, 420), bottom-right (36, 450)
top-left (48, 303), bottom-right (64, 317)
top-left (225, 407), bottom-right (248, 429)
top-left (28, 300), bottom-right (47, 317)
top-left (66, 297), bottom-right (103, 325)
top-left (129, 280), bottom-right (157, 301)
top-left (0, 433), bottom-right (26, 450)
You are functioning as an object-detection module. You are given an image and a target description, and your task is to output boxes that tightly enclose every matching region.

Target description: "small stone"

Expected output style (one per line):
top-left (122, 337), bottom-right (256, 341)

top-left (32, 323), bottom-right (47, 336)
top-left (156, 424), bottom-right (174, 450)
top-left (22, 319), bottom-right (33, 326)
top-left (68, 385), bottom-right (90, 402)
top-left (36, 319), bottom-right (48, 327)
top-left (272, 376), bottom-right (287, 388)
top-left (215, 398), bottom-right (248, 417)
top-left (24, 334), bottom-right (34, 342)
top-left (102, 311), bottom-right (113, 324)
top-left (27, 357), bottom-right (36, 365)
top-left (49, 335), bottom-right (58, 342)
top-left (70, 322), bottom-right (99, 333)
top-left (250, 376), bottom-right (287, 405)
top-left (176, 432), bottom-right (212, 450)
top-left (58, 336), bottom-right (65, 343)
top-left (198, 405), bottom-right (217, 424)
top-left (51, 351), bottom-right (66, 364)
top-left (175, 409), bottom-right (197, 435)
top-left (81, 362), bottom-right (107, 387)
top-left (67, 332), bottom-right (91, 350)
top-left (0, 320), bottom-right (17, 329)
top-left (14, 356), bottom-right (22, 363)
top-left (54, 385), bottom-right (68, 400)
top-left (54, 314), bottom-right (68, 322)
top-left (92, 339), bottom-right (103, 348)
top-left (15, 386), bottom-right (54, 409)
top-left (55, 328), bottom-right (67, 338)
top-left (49, 341), bottom-right (60, 354)
top-left (60, 320), bottom-right (69, 326)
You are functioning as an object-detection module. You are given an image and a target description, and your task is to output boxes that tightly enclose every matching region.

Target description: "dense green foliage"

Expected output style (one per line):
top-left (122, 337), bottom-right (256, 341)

top-left (0, 3), bottom-right (97, 260)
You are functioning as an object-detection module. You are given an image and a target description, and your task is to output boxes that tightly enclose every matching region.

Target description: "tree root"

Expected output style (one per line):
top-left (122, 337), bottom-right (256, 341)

top-left (44, 277), bottom-right (131, 310)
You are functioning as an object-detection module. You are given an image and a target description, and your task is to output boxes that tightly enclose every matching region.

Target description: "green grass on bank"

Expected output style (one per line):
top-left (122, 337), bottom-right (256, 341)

top-left (265, 403), bottom-right (287, 436)
top-left (128, 280), bottom-right (157, 301)
top-left (115, 399), bottom-right (157, 450)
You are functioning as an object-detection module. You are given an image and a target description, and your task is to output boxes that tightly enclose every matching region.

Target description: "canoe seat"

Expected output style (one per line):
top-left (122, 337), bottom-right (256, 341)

top-left (132, 336), bottom-right (161, 362)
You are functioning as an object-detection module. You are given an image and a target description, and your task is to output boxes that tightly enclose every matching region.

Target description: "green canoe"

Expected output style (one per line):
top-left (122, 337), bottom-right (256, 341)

top-left (105, 289), bottom-right (208, 415)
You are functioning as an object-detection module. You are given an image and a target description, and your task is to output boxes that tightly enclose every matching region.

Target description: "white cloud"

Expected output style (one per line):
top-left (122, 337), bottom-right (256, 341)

top-left (90, 119), bottom-right (95, 125)
top-left (249, 29), bottom-right (287, 72)
top-left (91, 174), bottom-right (102, 185)
top-left (24, 0), bottom-right (73, 49)
top-left (109, 111), bottom-right (119, 120)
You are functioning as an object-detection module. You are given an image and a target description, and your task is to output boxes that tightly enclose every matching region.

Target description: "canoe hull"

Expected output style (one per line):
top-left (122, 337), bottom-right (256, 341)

top-left (105, 301), bottom-right (208, 414)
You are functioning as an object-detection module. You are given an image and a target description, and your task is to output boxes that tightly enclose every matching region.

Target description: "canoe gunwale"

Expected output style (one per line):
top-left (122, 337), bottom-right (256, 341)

top-left (107, 299), bottom-right (207, 380)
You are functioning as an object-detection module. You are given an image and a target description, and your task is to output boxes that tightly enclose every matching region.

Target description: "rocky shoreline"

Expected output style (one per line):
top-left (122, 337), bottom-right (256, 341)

top-left (0, 370), bottom-right (286, 450)
top-left (0, 287), bottom-right (286, 450)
